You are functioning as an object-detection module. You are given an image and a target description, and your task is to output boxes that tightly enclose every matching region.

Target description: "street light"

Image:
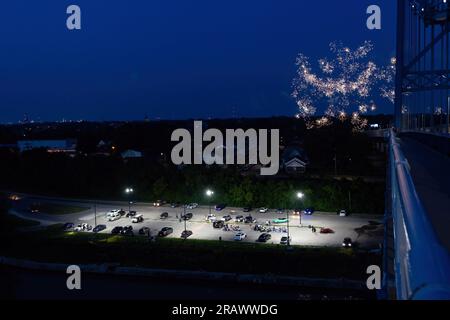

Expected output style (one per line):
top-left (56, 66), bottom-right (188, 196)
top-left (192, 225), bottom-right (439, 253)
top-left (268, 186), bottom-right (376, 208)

top-left (125, 187), bottom-right (134, 213)
top-left (205, 189), bottom-right (214, 216)
top-left (296, 192), bottom-right (305, 227)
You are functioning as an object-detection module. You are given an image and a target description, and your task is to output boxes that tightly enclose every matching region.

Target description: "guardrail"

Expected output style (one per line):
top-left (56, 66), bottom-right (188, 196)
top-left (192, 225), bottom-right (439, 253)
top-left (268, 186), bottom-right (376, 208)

top-left (389, 129), bottom-right (450, 299)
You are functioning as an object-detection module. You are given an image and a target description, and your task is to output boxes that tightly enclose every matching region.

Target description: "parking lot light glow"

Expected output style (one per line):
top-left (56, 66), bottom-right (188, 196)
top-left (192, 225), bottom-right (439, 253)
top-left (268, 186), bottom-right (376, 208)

top-left (206, 189), bottom-right (214, 197)
top-left (297, 192), bottom-right (304, 199)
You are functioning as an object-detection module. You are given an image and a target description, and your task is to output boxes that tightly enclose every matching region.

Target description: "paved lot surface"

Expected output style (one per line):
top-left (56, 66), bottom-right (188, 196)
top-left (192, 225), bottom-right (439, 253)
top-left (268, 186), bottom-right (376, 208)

top-left (9, 195), bottom-right (383, 249)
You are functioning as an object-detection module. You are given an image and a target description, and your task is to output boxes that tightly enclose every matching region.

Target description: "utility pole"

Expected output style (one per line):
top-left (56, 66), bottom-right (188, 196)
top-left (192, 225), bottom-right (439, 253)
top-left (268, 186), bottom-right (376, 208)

top-left (348, 190), bottom-right (352, 211)
top-left (94, 204), bottom-right (97, 227)
top-left (334, 153), bottom-right (337, 176)
top-left (286, 202), bottom-right (290, 247)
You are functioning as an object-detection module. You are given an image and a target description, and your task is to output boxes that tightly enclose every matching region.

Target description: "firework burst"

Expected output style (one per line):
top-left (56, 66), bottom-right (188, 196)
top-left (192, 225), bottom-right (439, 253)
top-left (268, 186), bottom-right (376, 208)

top-left (292, 41), bottom-right (395, 130)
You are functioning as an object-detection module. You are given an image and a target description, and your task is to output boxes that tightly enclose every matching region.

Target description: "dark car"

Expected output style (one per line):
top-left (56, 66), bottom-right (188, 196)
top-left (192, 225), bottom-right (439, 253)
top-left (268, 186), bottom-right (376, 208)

top-left (213, 220), bottom-right (225, 229)
top-left (276, 208), bottom-right (284, 214)
top-left (160, 212), bottom-right (169, 219)
top-left (304, 208), bottom-right (315, 215)
top-left (121, 225), bottom-right (134, 236)
top-left (153, 200), bottom-right (166, 207)
top-left (342, 238), bottom-right (353, 248)
top-left (215, 204), bottom-right (227, 211)
top-left (126, 210), bottom-right (137, 217)
top-left (93, 224), bottom-right (106, 233)
top-left (62, 223), bottom-right (74, 231)
top-left (243, 207), bottom-right (252, 212)
top-left (181, 213), bottom-right (193, 221)
top-left (244, 216), bottom-right (256, 223)
top-left (111, 226), bottom-right (123, 234)
top-left (118, 209), bottom-right (126, 216)
top-left (320, 227), bottom-right (335, 234)
top-left (139, 227), bottom-right (150, 235)
top-left (235, 215), bottom-right (244, 222)
top-left (181, 230), bottom-right (193, 239)
top-left (257, 233), bottom-right (272, 242)
top-left (170, 202), bottom-right (181, 208)
top-left (158, 227), bottom-right (173, 237)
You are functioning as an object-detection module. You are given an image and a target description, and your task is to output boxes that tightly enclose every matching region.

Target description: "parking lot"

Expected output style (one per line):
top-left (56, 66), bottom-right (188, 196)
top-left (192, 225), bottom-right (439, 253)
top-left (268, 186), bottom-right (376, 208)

top-left (11, 196), bottom-right (384, 249)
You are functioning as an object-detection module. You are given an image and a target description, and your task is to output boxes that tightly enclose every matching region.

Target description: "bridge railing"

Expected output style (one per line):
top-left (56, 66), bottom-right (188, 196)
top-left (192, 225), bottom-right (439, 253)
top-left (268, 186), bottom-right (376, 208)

top-left (389, 129), bottom-right (450, 299)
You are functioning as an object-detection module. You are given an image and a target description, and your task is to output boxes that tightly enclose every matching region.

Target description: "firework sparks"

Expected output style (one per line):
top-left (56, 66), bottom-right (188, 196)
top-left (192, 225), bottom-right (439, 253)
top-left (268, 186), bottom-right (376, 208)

top-left (292, 41), bottom-right (395, 130)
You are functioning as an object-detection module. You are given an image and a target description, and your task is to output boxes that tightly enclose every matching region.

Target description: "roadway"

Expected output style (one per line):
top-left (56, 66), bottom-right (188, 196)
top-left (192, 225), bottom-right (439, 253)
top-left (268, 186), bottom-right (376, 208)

top-left (399, 136), bottom-right (450, 251)
top-left (8, 194), bottom-right (383, 249)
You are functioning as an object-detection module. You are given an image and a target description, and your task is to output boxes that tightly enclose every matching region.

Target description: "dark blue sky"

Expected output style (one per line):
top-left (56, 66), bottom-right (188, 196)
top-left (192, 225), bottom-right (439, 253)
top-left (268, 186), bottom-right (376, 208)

top-left (0, 0), bottom-right (396, 123)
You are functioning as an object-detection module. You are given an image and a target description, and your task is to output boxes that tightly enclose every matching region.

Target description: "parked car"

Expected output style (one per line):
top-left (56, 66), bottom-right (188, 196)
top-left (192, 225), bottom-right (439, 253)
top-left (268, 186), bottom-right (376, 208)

top-left (338, 209), bottom-right (349, 217)
top-left (118, 209), bottom-right (126, 216)
top-left (160, 212), bottom-right (169, 219)
top-left (280, 236), bottom-right (291, 245)
top-left (74, 223), bottom-right (92, 232)
top-left (304, 207), bottom-right (315, 215)
top-left (158, 227), bottom-right (173, 237)
top-left (206, 214), bottom-right (217, 222)
top-left (243, 207), bottom-right (252, 212)
top-left (111, 226), bottom-right (123, 234)
top-left (93, 224), bottom-right (106, 233)
top-left (108, 213), bottom-right (121, 221)
top-left (235, 215), bottom-right (244, 223)
top-left (215, 204), bottom-right (227, 211)
top-left (186, 203), bottom-right (198, 209)
top-left (132, 214), bottom-right (144, 223)
top-left (181, 213), bottom-right (193, 221)
top-left (126, 210), bottom-right (137, 217)
top-left (272, 218), bottom-right (289, 224)
top-left (107, 210), bottom-right (122, 221)
top-left (342, 238), bottom-right (353, 248)
top-left (153, 200), bottom-right (166, 207)
top-left (257, 233), bottom-right (272, 242)
top-left (213, 220), bottom-right (225, 229)
top-left (121, 225), bottom-right (133, 236)
top-left (62, 223), bottom-right (74, 231)
top-left (234, 232), bottom-right (247, 241)
top-left (244, 216), bottom-right (256, 223)
top-left (139, 227), bottom-right (150, 235)
top-left (276, 208), bottom-right (284, 214)
top-left (170, 202), bottom-right (181, 208)
top-left (221, 215), bottom-right (232, 222)
top-left (181, 230), bottom-right (193, 239)
top-left (259, 208), bottom-right (269, 213)
top-left (320, 227), bottom-right (335, 234)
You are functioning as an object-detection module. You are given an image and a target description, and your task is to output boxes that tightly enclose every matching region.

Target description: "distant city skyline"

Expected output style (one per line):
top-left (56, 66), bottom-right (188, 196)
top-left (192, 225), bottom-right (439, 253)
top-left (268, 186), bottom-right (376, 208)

top-left (0, 0), bottom-right (396, 123)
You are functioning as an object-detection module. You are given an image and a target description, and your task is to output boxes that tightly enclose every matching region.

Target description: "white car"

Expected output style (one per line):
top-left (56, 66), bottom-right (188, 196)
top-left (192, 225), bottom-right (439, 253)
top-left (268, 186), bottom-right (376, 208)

top-left (132, 214), bottom-right (144, 223)
top-left (187, 203), bottom-right (198, 210)
top-left (108, 213), bottom-right (121, 221)
top-left (259, 208), bottom-right (269, 213)
top-left (339, 210), bottom-right (348, 217)
top-left (206, 214), bottom-right (216, 222)
top-left (234, 232), bottom-right (247, 241)
top-left (74, 223), bottom-right (92, 232)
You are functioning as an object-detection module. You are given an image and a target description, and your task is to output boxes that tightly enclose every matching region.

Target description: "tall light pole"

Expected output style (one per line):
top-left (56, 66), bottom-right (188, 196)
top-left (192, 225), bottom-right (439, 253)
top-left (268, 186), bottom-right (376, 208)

top-left (205, 189), bottom-right (214, 217)
top-left (297, 192), bottom-right (304, 227)
top-left (125, 187), bottom-right (134, 213)
top-left (94, 204), bottom-right (97, 227)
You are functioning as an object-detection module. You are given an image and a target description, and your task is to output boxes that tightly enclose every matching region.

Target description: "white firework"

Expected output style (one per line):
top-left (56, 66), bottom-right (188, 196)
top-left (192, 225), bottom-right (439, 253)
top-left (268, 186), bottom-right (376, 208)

top-left (292, 41), bottom-right (395, 130)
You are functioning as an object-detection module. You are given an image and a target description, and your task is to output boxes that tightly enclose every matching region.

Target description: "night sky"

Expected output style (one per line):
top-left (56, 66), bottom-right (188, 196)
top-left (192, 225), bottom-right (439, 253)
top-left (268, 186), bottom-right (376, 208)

top-left (0, 0), bottom-right (396, 123)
